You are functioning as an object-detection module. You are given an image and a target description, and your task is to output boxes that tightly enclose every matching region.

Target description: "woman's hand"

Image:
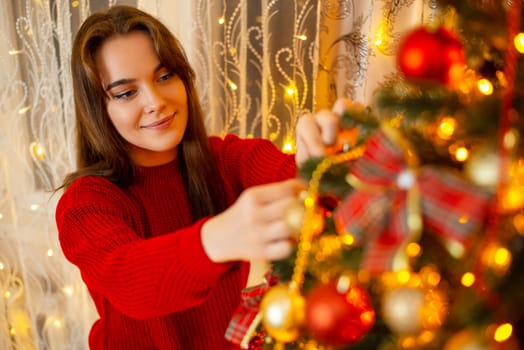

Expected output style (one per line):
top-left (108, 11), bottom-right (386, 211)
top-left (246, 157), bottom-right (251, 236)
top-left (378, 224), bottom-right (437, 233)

top-left (201, 178), bottom-right (306, 262)
top-left (294, 98), bottom-right (351, 166)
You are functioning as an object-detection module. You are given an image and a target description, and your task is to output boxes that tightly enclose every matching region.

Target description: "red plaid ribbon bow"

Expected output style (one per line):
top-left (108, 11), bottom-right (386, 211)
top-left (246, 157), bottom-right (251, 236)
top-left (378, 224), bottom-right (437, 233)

top-left (334, 126), bottom-right (491, 273)
top-left (225, 271), bottom-right (279, 348)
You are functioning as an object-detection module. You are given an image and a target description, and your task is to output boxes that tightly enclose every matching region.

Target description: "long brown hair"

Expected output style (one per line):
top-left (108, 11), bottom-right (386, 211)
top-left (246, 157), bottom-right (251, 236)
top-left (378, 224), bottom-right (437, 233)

top-left (61, 5), bottom-right (226, 218)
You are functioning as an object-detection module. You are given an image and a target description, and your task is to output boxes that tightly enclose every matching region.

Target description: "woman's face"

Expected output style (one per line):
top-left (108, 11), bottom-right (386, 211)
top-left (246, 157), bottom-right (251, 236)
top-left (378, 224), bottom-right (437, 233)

top-left (95, 31), bottom-right (188, 167)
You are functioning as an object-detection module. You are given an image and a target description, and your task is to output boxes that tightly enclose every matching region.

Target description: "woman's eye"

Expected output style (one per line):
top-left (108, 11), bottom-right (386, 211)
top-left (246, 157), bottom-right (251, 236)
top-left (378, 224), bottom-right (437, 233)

top-left (158, 72), bottom-right (174, 82)
top-left (113, 90), bottom-right (136, 100)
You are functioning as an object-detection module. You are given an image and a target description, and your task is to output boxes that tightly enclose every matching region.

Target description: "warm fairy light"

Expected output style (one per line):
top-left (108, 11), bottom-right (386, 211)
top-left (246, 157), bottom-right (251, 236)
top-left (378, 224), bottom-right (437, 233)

top-left (396, 270), bottom-right (411, 284)
top-left (9, 327), bottom-right (15, 336)
top-left (296, 35), bottom-right (307, 41)
top-left (424, 271), bottom-right (441, 287)
top-left (0, 213), bottom-right (3, 220)
top-left (9, 49), bottom-right (23, 55)
top-left (494, 323), bottom-right (513, 342)
top-left (228, 80), bottom-right (238, 91)
top-left (0, 261), bottom-right (4, 270)
top-left (406, 242), bottom-right (421, 258)
top-left (282, 138), bottom-right (295, 154)
top-left (30, 204), bottom-right (40, 211)
top-left (18, 106), bottom-right (30, 114)
top-left (437, 117), bottom-right (456, 139)
top-left (500, 184), bottom-right (524, 212)
top-left (461, 272), bottom-right (475, 287)
top-left (53, 319), bottom-right (62, 328)
top-left (4, 291), bottom-right (11, 299)
top-left (417, 330), bottom-right (436, 345)
top-left (71, 0), bottom-right (79, 7)
top-left (62, 287), bottom-right (74, 296)
top-left (400, 336), bottom-right (416, 348)
top-left (342, 234), bottom-right (355, 246)
top-left (374, 21), bottom-right (389, 53)
top-left (494, 247), bottom-right (511, 267)
top-left (47, 249), bottom-right (54, 257)
top-left (30, 142), bottom-right (46, 160)
top-left (477, 78), bottom-right (494, 95)
top-left (454, 147), bottom-right (469, 162)
top-left (514, 33), bottom-right (524, 53)
top-left (513, 212), bottom-right (524, 235)
top-left (285, 84), bottom-right (296, 96)
top-left (218, 17), bottom-right (225, 25)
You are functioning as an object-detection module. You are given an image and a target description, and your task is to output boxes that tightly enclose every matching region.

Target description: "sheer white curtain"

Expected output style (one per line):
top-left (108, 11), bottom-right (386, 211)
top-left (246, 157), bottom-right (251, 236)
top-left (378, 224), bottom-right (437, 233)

top-left (0, 0), bottom-right (435, 349)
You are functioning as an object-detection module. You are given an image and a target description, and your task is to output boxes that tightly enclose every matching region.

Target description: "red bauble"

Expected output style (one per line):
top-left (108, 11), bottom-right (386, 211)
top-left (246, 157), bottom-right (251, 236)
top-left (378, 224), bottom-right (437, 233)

top-left (304, 281), bottom-right (375, 346)
top-left (397, 26), bottom-right (464, 85)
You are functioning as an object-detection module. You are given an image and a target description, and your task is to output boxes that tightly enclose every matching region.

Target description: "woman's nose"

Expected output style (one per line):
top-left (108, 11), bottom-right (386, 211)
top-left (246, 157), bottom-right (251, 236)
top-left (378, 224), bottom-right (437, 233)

top-left (143, 86), bottom-right (166, 114)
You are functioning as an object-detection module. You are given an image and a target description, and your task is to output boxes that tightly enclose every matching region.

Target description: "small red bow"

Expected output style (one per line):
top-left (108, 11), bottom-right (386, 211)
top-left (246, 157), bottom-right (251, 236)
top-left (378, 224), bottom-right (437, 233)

top-left (334, 126), bottom-right (491, 273)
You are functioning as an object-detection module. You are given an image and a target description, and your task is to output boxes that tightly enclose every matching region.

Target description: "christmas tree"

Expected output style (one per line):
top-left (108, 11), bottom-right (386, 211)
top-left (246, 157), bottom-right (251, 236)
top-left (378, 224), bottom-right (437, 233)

top-left (246, 1), bottom-right (524, 349)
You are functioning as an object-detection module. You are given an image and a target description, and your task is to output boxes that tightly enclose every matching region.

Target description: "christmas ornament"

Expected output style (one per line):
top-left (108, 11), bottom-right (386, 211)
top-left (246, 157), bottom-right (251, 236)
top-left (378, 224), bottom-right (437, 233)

top-left (304, 277), bottom-right (375, 345)
top-left (334, 126), bottom-right (491, 272)
top-left (464, 142), bottom-right (500, 188)
top-left (397, 26), bottom-right (464, 85)
top-left (260, 284), bottom-right (305, 343)
top-left (381, 285), bottom-right (447, 335)
top-left (382, 286), bottom-right (424, 334)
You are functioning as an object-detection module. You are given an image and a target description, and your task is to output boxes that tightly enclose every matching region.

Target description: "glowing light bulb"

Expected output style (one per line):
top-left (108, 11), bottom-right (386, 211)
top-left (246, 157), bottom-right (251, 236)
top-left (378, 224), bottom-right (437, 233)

top-left (62, 287), bottom-right (74, 296)
top-left (396, 270), bottom-right (411, 284)
top-left (71, 0), bottom-right (79, 7)
top-left (218, 17), bottom-right (225, 25)
top-left (296, 35), bottom-right (307, 41)
top-left (30, 204), bottom-right (40, 211)
top-left (228, 81), bottom-right (237, 91)
top-left (282, 139), bottom-right (295, 154)
top-left (47, 249), bottom-right (54, 257)
top-left (477, 78), bottom-right (494, 95)
top-left (18, 106), bottom-right (30, 114)
top-left (514, 33), bottom-right (524, 53)
top-left (8, 49), bottom-right (23, 55)
top-left (494, 323), bottom-right (513, 342)
top-left (406, 242), bottom-right (421, 258)
top-left (461, 272), bottom-right (475, 287)
top-left (454, 147), bottom-right (469, 162)
top-left (0, 262), bottom-right (4, 270)
top-left (437, 117), bottom-right (456, 139)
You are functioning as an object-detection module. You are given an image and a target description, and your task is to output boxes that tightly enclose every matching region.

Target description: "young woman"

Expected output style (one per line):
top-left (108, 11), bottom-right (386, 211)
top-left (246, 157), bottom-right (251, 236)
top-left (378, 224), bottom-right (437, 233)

top-left (56, 5), bottom-right (340, 349)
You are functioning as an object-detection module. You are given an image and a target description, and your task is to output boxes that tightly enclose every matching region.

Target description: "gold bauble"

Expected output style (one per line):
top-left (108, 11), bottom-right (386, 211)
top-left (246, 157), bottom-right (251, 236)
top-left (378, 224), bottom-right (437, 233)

top-left (285, 200), bottom-right (305, 239)
top-left (464, 143), bottom-right (500, 188)
top-left (260, 284), bottom-right (305, 343)
top-left (382, 286), bottom-right (425, 334)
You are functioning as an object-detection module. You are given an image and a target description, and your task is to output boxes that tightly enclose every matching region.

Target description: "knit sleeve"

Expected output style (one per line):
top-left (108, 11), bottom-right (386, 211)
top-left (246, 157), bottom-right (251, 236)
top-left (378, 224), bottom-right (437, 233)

top-left (210, 134), bottom-right (297, 191)
top-left (56, 176), bottom-right (233, 320)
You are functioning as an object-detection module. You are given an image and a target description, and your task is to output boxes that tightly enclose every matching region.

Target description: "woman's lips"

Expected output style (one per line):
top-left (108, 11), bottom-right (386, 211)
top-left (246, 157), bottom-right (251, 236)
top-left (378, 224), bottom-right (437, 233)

top-left (141, 114), bottom-right (175, 130)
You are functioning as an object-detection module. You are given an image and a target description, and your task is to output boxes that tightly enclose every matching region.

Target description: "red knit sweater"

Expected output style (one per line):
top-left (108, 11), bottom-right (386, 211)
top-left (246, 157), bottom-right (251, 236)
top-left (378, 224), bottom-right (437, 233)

top-left (56, 135), bottom-right (296, 349)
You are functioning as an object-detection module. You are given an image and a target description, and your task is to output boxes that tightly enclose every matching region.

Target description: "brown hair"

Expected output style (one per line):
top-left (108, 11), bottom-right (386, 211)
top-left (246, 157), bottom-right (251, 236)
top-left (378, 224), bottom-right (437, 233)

top-left (61, 5), bottom-right (226, 218)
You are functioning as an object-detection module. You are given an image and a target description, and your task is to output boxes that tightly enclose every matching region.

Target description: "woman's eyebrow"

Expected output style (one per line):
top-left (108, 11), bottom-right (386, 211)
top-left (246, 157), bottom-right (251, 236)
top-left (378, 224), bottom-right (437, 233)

top-left (105, 64), bottom-right (164, 91)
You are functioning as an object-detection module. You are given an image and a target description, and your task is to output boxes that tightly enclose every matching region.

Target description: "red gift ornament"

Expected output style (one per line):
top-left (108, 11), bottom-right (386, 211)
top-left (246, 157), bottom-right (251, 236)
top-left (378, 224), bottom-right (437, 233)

top-left (397, 26), bottom-right (465, 85)
top-left (305, 277), bottom-right (375, 346)
top-left (334, 125), bottom-right (491, 273)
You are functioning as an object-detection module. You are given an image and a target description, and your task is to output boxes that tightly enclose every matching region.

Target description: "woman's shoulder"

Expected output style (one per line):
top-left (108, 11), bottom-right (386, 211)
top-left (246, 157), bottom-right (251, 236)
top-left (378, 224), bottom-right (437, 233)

top-left (58, 175), bottom-right (127, 208)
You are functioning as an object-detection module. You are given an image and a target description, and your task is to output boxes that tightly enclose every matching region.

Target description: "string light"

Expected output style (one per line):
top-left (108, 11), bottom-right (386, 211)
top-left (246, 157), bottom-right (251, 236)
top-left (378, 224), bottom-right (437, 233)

top-left (47, 249), bottom-right (54, 257)
top-left (30, 204), bottom-right (40, 211)
top-left (514, 32), bottom-right (524, 53)
top-left (460, 272), bottom-right (475, 287)
top-left (71, 0), bottom-right (79, 7)
top-left (436, 117), bottom-right (456, 139)
top-left (493, 323), bottom-right (513, 343)
top-left (477, 78), bottom-right (494, 95)
top-left (453, 147), bottom-right (469, 162)
top-left (18, 106), bottom-right (30, 114)
top-left (218, 17), bottom-right (225, 25)
top-left (295, 35), bottom-right (307, 41)
top-left (8, 49), bottom-right (23, 55)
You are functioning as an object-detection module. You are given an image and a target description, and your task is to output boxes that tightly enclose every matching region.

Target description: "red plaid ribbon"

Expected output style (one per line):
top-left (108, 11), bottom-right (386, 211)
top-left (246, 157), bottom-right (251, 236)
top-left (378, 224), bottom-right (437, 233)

top-left (334, 127), bottom-right (491, 273)
top-left (225, 272), bottom-right (279, 348)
